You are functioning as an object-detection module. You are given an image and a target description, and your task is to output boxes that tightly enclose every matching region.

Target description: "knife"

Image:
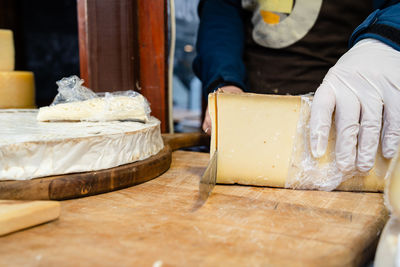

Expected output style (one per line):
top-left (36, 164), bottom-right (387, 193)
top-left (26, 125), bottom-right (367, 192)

top-left (199, 151), bottom-right (218, 202)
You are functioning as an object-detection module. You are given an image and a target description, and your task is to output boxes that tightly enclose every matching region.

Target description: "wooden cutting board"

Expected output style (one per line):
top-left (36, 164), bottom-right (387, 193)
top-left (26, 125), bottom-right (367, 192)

top-left (0, 133), bottom-right (209, 200)
top-left (0, 151), bottom-right (388, 266)
top-left (0, 200), bottom-right (60, 236)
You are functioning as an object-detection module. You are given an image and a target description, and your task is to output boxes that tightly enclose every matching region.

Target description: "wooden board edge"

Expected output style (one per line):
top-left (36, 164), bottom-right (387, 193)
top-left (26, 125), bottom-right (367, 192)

top-left (0, 146), bottom-right (172, 201)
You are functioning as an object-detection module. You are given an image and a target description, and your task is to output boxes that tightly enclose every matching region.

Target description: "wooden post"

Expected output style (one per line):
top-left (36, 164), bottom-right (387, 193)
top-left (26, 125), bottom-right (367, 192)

top-left (77, 0), bottom-right (169, 132)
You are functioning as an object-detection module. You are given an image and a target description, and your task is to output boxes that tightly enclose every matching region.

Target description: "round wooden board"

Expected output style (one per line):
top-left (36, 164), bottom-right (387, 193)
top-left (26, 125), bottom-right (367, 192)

top-left (0, 133), bottom-right (209, 201)
top-left (0, 146), bottom-right (172, 200)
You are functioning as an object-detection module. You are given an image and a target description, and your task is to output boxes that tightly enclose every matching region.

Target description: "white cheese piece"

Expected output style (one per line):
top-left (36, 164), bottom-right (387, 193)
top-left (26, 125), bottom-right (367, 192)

top-left (0, 110), bottom-right (163, 180)
top-left (37, 95), bottom-right (149, 122)
top-left (209, 92), bottom-right (394, 192)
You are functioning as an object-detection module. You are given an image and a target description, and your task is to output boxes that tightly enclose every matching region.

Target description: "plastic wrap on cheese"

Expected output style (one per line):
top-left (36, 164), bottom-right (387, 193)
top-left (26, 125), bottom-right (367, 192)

top-left (375, 149), bottom-right (400, 266)
top-left (286, 95), bottom-right (394, 191)
top-left (0, 110), bottom-right (164, 181)
top-left (37, 75), bottom-right (151, 122)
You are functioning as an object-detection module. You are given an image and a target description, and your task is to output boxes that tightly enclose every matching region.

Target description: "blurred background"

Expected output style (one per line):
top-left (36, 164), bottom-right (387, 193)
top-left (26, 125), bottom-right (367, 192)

top-left (0, 0), bottom-right (201, 132)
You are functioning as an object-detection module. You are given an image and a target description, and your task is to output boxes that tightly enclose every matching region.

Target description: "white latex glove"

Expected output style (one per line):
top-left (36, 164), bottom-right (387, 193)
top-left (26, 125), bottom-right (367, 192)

top-left (310, 38), bottom-right (400, 173)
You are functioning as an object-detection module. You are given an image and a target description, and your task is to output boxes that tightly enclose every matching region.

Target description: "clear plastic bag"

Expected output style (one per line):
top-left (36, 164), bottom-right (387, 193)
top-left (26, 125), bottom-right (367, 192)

top-left (51, 75), bottom-right (98, 105)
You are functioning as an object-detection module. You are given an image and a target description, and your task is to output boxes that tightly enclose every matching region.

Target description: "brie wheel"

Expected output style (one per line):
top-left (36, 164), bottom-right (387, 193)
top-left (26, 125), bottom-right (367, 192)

top-left (0, 110), bottom-right (164, 180)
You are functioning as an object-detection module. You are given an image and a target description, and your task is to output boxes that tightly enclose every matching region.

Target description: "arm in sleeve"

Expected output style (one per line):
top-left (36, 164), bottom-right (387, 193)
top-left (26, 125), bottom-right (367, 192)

top-left (193, 0), bottom-right (247, 94)
top-left (349, 1), bottom-right (400, 51)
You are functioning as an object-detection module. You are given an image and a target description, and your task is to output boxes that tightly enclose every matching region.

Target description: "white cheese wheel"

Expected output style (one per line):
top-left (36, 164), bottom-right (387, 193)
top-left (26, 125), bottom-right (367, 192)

top-left (0, 110), bottom-right (164, 180)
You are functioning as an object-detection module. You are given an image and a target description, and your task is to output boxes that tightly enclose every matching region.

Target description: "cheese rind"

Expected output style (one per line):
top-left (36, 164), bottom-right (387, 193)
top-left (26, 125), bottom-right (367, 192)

top-left (210, 92), bottom-right (393, 192)
top-left (37, 95), bottom-right (149, 122)
top-left (0, 30), bottom-right (14, 71)
top-left (0, 71), bottom-right (35, 108)
top-left (0, 110), bottom-right (163, 180)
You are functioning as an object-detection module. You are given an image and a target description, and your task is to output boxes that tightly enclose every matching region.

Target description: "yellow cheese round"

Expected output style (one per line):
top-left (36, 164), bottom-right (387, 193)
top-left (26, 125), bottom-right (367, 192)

top-left (0, 71), bottom-right (35, 108)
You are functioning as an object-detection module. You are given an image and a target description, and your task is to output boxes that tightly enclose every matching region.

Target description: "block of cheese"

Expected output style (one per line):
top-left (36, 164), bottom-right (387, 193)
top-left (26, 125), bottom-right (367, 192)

top-left (209, 92), bottom-right (397, 192)
top-left (0, 71), bottom-right (35, 108)
top-left (0, 29), bottom-right (14, 71)
top-left (0, 200), bottom-right (60, 236)
top-left (37, 95), bottom-right (149, 122)
top-left (0, 109), bottom-right (163, 180)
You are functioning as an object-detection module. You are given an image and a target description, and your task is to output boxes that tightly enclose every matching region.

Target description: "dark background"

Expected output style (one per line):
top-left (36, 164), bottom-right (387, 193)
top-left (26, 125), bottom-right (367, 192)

top-left (0, 0), bottom-right (80, 107)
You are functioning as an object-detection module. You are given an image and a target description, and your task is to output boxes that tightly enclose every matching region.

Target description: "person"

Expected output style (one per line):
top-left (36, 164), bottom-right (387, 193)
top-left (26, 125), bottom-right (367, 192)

top-left (193, 0), bottom-right (400, 174)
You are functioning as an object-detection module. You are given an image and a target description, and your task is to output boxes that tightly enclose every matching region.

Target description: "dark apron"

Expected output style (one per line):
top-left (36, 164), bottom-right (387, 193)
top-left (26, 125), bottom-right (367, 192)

top-left (243, 1), bottom-right (373, 95)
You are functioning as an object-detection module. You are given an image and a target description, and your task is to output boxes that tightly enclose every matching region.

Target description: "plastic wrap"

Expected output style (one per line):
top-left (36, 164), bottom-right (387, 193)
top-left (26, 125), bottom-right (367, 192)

top-left (286, 95), bottom-right (367, 191)
top-left (38, 75), bottom-right (151, 122)
top-left (51, 75), bottom-right (98, 105)
top-left (375, 148), bottom-right (400, 266)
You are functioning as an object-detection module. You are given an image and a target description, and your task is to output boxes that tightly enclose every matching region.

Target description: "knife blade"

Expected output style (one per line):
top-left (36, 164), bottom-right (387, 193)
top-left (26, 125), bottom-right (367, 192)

top-left (199, 151), bottom-right (218, 202)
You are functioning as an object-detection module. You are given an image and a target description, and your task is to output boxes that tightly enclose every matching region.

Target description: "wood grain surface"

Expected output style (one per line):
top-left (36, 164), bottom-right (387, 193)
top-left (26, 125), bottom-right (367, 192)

top-left (0, 133), bottom-right (208, 201)
top-left (0, 200), bottom-right (60, 236)
top-left (0, 151), bottom-right (388, 266)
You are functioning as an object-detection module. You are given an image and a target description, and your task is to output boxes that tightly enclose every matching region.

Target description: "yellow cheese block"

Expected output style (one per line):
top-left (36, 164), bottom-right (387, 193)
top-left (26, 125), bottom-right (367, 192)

top-left (0, 71), bottom-right (35, 108)
top-left (0, 29), bottom-right (15, 71)
top-left (209, 92), bottom-right (395, 192)
top-left (0, 200), bottom-right (60, 236)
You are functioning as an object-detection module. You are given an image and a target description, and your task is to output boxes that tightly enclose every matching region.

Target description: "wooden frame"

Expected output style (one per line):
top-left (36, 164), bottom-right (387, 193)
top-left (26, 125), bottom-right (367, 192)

top-left (78, 0), bottom-right (169, 132)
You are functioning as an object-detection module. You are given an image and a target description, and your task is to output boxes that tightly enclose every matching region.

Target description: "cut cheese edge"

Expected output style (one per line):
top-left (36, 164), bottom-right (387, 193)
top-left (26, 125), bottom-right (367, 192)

top-left (209, 92), bottom-right (393, 192)
top-left (0, 30), bottom-right (14, 71)
top-left (0, 200), bottom-right (60, 236)
top-left (0, 110), bottom-right (163, 180)
top-left (0, 71), bottom-right (35, 108)
top-left (37, 95), bottom-right (149, 122)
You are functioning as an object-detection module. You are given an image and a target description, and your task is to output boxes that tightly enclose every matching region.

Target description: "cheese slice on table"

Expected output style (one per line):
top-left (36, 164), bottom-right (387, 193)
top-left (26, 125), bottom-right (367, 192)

top-left (0, 110), bottom-right (163, 180)
top-left (0, 71), bottom-right (35, 108)
top-left (209, 92), bottom-right (397, 192)
top-left (37, 95), bottom-right (149, 122)
top-left (0, 29), bottom-right (15, 71)
top-left (0, 200), bottom-right (60, 236)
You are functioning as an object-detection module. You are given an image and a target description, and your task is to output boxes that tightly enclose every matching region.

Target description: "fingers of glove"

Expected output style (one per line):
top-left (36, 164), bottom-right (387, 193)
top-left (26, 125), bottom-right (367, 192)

top-left (356, 98), bottom-right (382, 172)
top-left (334, 87), bottom-right (360, 173)
top-left (381, 86), bottom-right (400, 158)
top-left (310, 83), bottom-right (335, 158)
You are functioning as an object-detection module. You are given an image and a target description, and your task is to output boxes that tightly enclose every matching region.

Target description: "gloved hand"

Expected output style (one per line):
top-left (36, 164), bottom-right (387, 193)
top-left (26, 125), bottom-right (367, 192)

top-left (310, 38), bottom-right (400, 173)
top-left (202, 85), bottom-right (243, 135)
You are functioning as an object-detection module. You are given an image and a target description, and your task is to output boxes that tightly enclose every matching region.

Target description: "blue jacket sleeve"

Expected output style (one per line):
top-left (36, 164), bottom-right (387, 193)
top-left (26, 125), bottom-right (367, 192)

top-left (193, 0), bottom-right (247, 95)
top-left (349, 1), bottom-right (400, 51)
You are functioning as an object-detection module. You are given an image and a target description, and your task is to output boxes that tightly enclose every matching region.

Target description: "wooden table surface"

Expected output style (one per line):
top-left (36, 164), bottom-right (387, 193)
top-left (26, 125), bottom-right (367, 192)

top-left (0, 151), bottom-right (388, 267)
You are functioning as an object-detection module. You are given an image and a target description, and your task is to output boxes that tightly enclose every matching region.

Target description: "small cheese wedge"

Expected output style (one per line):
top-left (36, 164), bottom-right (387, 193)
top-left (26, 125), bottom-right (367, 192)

top-left (0, 29), bottom-right (15, 71)
top-left (209, 92), bottom-right (395, 192)
top-left (0, 200), bottom-right (60, 236)
top-left (37, 95), bottom-right (149, 122)
top-left (0, 71), bottom-right (35, 108)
